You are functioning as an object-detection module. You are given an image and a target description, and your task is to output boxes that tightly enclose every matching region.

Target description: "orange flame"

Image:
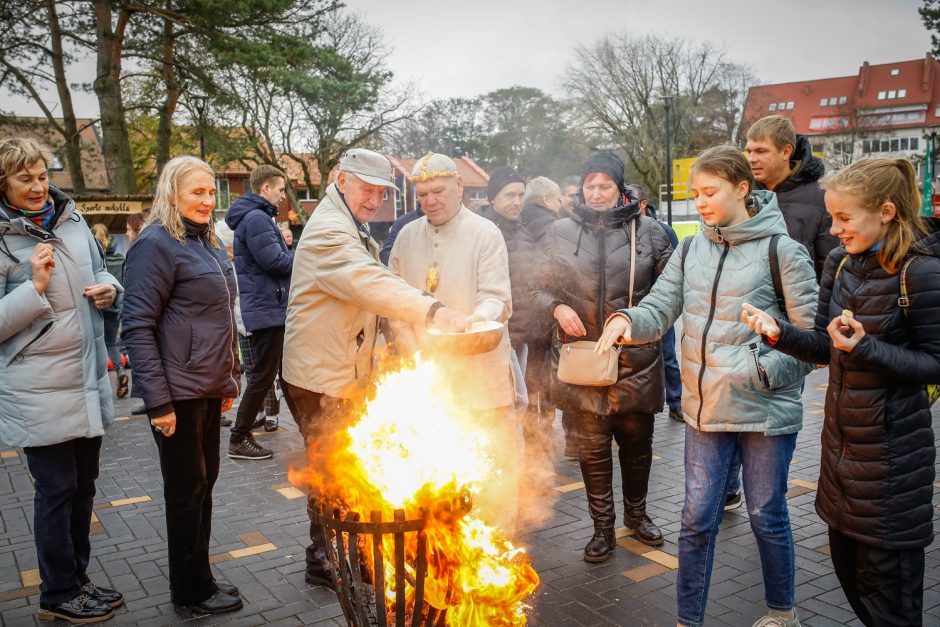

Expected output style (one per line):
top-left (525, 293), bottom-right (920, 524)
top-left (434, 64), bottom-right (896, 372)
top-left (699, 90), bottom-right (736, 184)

top-left (289, 357), bottom-right (538, 625)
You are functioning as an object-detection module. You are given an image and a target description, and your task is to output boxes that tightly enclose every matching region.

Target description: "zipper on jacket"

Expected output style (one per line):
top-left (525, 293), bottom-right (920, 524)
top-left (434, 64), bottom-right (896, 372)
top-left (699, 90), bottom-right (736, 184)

top-left (598, 227), bottom-right (608, 416)
top-left (204, 238), bottom-right (240, 393)
top-left (696, 241), bottom-right (730, 427)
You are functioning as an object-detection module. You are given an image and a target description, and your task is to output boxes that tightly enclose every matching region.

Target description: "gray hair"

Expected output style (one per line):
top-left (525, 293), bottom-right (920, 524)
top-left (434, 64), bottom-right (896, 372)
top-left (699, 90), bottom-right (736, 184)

top-left (523, 176), bottom-right (561, 205)
top-left (624, 183), bottom-right (649, 203)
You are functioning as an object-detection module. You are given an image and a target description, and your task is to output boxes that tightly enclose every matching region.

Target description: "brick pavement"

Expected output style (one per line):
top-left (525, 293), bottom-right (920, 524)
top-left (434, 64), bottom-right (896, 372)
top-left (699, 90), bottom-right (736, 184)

top-left (1, 367), bottom-right (938, 626)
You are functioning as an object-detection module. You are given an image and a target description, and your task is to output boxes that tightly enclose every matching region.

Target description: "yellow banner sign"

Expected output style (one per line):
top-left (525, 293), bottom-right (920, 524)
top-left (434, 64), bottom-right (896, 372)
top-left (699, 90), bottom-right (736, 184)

top-left (75, 199), bottom-right (148, 215)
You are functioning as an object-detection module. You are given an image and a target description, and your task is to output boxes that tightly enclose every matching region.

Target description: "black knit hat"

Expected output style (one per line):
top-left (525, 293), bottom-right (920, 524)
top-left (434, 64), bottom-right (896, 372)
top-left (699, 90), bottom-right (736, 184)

top-left (580, 151), bottom-right (626, 192)
top-left (486, 166), bottom-right (525, 201)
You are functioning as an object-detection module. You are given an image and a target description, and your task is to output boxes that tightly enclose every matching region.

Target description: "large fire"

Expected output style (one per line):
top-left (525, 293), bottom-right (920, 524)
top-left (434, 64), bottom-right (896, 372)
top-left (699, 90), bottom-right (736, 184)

top-left (289, 357), bottom-right (539, 626)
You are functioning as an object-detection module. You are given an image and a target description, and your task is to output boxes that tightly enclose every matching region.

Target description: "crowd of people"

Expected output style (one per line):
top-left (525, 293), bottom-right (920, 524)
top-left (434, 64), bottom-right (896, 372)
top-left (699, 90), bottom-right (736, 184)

top-left (0, 112), bottom-right (937, 626)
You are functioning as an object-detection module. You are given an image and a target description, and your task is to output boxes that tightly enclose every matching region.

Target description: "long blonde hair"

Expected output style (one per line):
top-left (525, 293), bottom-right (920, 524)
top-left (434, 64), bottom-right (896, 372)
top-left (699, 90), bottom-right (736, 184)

top-left (822, 158), bottom-right (927, 274)
top-left (90, 223), bottom-right (110, 249)
top-left (146, 156), bottom-right (218, 246)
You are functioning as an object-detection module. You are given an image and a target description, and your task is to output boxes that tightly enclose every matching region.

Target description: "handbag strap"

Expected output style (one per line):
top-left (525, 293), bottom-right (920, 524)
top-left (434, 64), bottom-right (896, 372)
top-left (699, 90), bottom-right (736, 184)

top-left (628, 219), bottom-right (636, 308)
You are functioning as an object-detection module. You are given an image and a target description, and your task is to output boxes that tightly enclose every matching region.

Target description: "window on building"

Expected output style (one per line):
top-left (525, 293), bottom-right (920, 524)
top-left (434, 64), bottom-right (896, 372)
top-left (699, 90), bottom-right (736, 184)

top-left (49, 155), bottom-right (64, 171)
top-left (786, 101), bottom-right (795, 110)
top-left (891, 138), bottom-right (900, 151)
top-left (877, 91), bottom-right (887, 100)
top-left (819, 97), bottom-right (828, 106)
top-left (911, 137), bottom-right (919, 151)
top-left (294, 187), bottom-right (310, 200)
top-left (936, 106), bottom-right (940, 117)
top-left (890, 68), bottom-right (900, 76)
top-left (469, 190), bottom-right (487, 200)
top-left (888, 90), bottom-right (897, 99)
top-left (838, 96), bottom-right (847, 105)
top-left (898, 88), bottom-right (907, 98)
top-left (880, 139), bottom-right (890, 152)
top-left (901, 137), bottom-right (909, 150)
top-left (769, 103), bottom-right (777, 111)
top-left (863, 139), bottom-right (872, 153)
top-left (826, 97), bottom-right (837, 106)
top-left (777, 102), bottom-right (786, 110)
top-left (214, 179), bottom-right (230, 217)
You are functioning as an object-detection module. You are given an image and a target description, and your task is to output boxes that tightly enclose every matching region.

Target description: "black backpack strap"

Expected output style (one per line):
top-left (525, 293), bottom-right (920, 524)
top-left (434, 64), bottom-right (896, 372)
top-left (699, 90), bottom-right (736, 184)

top-left (768, 233), bottom-right (789, 322)
top-left (680, 235), bottom-right (692, 274)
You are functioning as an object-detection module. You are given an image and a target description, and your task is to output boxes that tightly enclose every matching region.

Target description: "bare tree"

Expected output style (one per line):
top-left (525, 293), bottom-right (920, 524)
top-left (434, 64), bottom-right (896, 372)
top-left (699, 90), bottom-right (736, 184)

top-left (565, 34), bottom-right (754, 195)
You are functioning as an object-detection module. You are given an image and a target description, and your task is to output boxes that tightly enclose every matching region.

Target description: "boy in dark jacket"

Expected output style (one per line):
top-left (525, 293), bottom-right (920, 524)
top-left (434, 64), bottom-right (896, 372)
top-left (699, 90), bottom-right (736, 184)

top-left (224, 165), bottom-right (294, 459)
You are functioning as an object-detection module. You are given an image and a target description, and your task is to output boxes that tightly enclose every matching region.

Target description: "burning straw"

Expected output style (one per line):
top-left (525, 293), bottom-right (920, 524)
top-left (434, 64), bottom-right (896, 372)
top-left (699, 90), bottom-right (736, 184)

top-left (289, 357), bottom-right (539, 626)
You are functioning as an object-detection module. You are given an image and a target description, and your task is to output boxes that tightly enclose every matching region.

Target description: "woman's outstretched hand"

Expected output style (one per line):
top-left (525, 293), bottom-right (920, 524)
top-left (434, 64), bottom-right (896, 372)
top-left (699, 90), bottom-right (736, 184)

top-left (595, 314), bottom-right (631, 354)
top-left (741, 303), bottom-right (781, 340)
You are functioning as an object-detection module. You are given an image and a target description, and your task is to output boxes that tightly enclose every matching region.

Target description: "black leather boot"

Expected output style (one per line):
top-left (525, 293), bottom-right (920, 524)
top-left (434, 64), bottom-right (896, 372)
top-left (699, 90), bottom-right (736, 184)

top-left (583, 528), bottom-right (616, 562)
top-left (305, 497), bottom-right (336, 589)
top-left (625, 497), bottom-right (663, 547)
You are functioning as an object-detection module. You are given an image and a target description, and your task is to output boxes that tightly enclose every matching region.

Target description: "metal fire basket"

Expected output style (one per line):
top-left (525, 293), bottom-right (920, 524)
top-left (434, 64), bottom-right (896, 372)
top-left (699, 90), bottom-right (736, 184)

top-left (319, 491), bottom-right (471, 627)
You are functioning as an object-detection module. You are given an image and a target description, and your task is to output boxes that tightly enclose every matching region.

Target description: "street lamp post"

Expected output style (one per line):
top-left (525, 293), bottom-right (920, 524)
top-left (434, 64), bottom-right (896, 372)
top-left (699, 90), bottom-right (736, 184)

top-left (660, 95), bottom-right (674, 226)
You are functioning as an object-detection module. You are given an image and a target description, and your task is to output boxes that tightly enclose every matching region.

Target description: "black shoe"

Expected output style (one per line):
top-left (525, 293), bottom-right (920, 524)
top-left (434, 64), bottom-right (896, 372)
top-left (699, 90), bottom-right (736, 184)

top-left (131, 402), bottom-right (147, 416)
top-left (725, 491), bottom-right (743, 511)
top-left (214, 581), bottom-right (239, 596)
top-left (227, 434), bottom-right (273, 460)
top-left (115, 374), bottom-right (129, 399)
top-left (583, 528), bottom-right (616, 563)
top-left (251, 413), bottom-right (266, 430)
top-left (82, 582), bottom-right (123, 608)
top-left (175, 590), bottom-right (243, 615)
top-left (264, 417), bottom-right (278, 432)
top-left (668, 406), bottom-right (683, 422)
top-left (625, 514), bottom-right (664, 547)
top-left (305, 568), bottom-right (335, 589)
top-left (38, 593), bottom-right (114, 623)
top-left (220, 416), bottom-right (232, 427)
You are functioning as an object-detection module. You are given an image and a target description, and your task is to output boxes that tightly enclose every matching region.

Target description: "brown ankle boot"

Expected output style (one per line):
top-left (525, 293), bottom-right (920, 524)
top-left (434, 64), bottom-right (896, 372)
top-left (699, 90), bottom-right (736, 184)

top-left (583, 528), bottom-right (616, 562)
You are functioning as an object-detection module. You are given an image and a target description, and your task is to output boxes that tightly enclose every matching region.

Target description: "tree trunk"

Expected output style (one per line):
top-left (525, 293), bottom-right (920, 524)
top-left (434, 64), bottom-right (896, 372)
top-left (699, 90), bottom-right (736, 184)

top-left (46, 0), bottom-right (87, 195)
top-left (92, 0), bottom-right (137, 194)
top-left (155, 17), bottom-right (179, 173)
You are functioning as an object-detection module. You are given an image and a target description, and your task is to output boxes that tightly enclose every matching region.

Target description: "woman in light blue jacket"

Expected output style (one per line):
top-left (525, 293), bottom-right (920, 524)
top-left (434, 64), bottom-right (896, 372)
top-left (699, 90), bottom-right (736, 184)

top-left (597, 146), bottom-right (818, 627)
top-left (0, 138), bottom-right (123, 623)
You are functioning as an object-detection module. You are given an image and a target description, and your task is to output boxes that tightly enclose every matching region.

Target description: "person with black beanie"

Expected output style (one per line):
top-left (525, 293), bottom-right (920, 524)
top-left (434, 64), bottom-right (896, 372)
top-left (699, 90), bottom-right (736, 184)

top-left (534, 150), bottom-right (674, 561)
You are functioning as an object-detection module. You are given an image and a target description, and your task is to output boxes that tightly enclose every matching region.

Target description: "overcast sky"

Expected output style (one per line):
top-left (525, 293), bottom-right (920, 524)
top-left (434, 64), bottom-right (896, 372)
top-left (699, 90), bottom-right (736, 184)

top-left (5, 0), bottom-right (933, 117)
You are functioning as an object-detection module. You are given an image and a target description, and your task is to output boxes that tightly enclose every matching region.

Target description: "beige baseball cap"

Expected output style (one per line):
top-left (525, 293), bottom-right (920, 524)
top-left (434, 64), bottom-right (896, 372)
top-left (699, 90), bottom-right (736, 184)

top-left (338, 148), bottom-right (396, 189)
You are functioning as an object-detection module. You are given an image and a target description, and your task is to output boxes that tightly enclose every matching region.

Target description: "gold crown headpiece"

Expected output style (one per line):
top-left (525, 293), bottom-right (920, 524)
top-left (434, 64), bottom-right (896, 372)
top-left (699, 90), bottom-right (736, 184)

top-left (409, 152), bottom-right (458, 183)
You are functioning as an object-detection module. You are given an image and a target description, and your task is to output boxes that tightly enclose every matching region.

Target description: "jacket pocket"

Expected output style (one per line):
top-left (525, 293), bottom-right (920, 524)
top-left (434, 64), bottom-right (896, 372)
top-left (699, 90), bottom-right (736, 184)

top-left (747, 343), bottom-right (771, 390)
top-left (4, 319), bottom-right (55, 367)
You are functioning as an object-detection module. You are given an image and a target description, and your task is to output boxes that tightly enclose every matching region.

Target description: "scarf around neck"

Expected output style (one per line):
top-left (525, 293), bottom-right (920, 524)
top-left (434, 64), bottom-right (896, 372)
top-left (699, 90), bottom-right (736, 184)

top-left (1, 193), bottom-right (55, 229)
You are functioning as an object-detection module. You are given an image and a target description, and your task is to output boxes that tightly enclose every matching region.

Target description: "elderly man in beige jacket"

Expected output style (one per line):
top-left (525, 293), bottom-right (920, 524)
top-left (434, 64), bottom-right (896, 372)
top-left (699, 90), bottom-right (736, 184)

top-left (388, 152), bottom-right (520, 531)
top-left (281, 148), bottom-right (466, 588)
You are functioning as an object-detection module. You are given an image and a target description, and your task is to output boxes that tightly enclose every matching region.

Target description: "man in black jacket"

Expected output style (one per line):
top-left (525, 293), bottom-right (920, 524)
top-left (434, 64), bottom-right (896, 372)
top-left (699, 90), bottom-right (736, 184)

top-left (746, 115), bottom-right (838, 280)
top-left (225, 165), bottom-right (294, 460)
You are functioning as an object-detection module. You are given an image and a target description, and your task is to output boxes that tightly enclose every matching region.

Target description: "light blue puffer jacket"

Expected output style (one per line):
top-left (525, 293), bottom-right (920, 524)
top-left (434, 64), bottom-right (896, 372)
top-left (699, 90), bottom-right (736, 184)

top-left (624, 191), bottom-right (818, 435)
top-left (0, 187), bottom-right (122, 447)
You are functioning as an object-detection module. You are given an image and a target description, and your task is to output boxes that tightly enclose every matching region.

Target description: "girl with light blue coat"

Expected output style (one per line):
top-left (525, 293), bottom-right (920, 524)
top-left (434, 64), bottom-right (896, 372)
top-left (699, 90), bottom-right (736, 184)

top-left (597, 146), bottom-right (818, 627)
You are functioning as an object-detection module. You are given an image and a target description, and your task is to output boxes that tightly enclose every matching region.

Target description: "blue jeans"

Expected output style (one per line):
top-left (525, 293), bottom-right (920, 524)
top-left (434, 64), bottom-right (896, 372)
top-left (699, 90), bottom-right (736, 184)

top-left (677, 426), bottom-right (797, 626)
top-left (103, 311), bottom-right (124, 376)
top-left (662, 326), bottom-right (681, 410)
top-left (23, 437), bottom-right (102, 605)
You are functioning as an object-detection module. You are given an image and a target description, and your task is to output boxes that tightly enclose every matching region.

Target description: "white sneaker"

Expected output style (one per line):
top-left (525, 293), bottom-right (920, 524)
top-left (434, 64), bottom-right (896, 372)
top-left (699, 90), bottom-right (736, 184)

top-left (752, 608), bottom-right (800, 627)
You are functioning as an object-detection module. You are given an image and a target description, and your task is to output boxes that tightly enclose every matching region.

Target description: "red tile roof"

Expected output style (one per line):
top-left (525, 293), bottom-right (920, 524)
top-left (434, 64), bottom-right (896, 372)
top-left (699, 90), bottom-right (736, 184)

top-left (739, 54), bottom-right (940, 139)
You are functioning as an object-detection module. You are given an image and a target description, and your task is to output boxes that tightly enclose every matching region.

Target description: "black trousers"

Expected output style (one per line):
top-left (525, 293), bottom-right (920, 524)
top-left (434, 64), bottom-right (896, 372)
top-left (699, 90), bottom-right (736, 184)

top-left (152, 398), bottom-right (221, 604)
top-left (281, 380), bottom-right (347, 577)
top-left (572, 411), bottom-right (655, 530)
top-left (231, 325), bottom-right (285, 438)
top-left (23, 436), bottom-right (102, 606)
top-left (828, 527), bottom-right (925, 626)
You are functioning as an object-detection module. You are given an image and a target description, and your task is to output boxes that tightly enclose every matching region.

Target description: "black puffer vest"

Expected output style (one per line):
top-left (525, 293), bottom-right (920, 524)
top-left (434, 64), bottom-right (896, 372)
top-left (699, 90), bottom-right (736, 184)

top-left (535, 205), bottom-right (673, 416)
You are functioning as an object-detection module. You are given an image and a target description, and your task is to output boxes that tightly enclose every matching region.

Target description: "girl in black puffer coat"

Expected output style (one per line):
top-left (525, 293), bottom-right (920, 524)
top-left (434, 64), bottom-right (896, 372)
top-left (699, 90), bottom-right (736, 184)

top-left (535, 151), bottom-right (673, 561)
top-left (744, 158), bottom-right (940, 627)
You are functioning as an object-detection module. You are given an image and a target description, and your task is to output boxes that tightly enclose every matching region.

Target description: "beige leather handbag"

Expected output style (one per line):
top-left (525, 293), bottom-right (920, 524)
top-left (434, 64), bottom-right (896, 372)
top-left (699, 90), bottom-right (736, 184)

top-left (557, 219), bottom-right (635, 387)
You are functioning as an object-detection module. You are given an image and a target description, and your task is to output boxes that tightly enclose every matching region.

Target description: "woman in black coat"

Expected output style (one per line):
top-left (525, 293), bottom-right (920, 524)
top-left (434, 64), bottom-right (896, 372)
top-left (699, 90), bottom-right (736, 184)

top-left (121, 156), bottom-right (243, 616)
top-left (535, 151), bottom-right (673, 562)
top-left (744, 158), bottom-right (940, 627)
